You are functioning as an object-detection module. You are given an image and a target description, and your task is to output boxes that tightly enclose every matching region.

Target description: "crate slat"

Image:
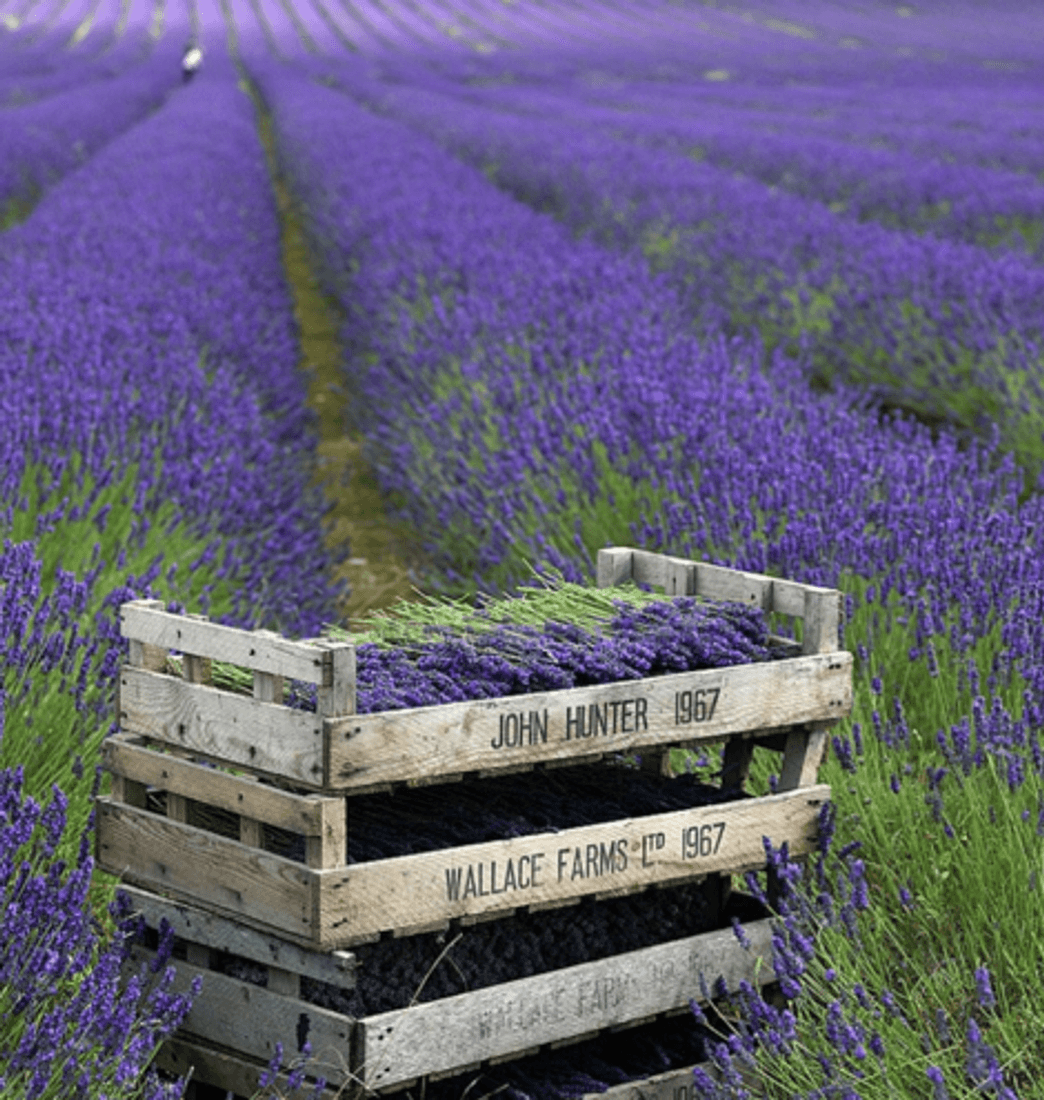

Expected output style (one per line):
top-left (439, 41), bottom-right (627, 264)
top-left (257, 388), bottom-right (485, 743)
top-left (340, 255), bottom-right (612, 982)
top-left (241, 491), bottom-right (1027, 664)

top-left (583, 1056), bottom-right (769, 1100)
top-left (599, 547), bottom-right (833, 624)
top-left (117, 883), bottom-right (357, 988)
top-left (96, 798), bottom-right (316, 936)
top-left (132, 916), bottom-right (776, 1094)
top-left (119, 665), bottom-right (327, 787)
top-left (96, 783), bottom-right (826, 948)
top-left (778, 725), bottom-right (831, 791)
top-left (358, 918), bottom-right (776, 1089)
top-left (325, 654), bottom-right (850, 790)
top-left (120, 601), bottom-right (341, 685)
top-left (123, 945), bottom-right (355, 1087)
top-left (319, 786), bottom-right (826, 945)
top-left (151, 1035), bottom-right (345, 1100)
top-left (101, 734), bottom-right (339, 840)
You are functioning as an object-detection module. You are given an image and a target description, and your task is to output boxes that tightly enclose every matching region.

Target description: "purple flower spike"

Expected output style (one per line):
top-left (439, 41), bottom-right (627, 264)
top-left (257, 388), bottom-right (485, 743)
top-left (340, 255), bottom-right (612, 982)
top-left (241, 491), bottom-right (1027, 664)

top-left (927, 1066), bottom-right (951, 1100)
top-left (972, 968), bottom-right (998, 1007)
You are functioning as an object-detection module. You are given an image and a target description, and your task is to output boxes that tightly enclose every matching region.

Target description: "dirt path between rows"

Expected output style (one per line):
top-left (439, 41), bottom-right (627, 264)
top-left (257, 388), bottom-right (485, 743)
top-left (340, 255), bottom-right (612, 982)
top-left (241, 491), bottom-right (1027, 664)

top-left (255, 94), bottom-right (425, 627)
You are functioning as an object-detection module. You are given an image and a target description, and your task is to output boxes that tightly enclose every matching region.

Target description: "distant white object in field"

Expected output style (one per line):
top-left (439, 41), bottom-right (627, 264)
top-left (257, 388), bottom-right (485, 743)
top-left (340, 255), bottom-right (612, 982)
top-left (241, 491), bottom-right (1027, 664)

top-left (182, 45), bottom-right (203, 83)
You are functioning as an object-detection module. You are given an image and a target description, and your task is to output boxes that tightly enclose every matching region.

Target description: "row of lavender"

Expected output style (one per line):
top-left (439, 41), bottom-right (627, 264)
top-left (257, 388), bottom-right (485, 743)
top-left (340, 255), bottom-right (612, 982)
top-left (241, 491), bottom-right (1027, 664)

top-left (246, 53), bottom-right (1044, 1097)
top-left (316, 63), bottom-right (1044, 481)
top-left (0, 46), bottom-right (345, 1096)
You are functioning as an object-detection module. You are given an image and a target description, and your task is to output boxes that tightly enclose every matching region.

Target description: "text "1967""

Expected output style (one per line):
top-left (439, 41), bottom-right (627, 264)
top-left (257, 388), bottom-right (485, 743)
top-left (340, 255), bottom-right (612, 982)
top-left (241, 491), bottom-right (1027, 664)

top-left (674, 687), bottom-right (720, 725)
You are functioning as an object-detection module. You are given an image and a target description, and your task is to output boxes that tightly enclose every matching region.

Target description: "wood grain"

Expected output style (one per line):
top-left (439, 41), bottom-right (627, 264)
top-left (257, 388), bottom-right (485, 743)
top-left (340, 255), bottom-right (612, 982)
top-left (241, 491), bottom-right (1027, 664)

top-left (325, 654), bottom-right (851, 789)
top-left (122, 943), bottom-right (353, 1087)
top-left (116, 883), bottom-right (357, 988)
top-left (96, 783), bottom-right (827, 949)
top-left (121, 600), bottom-right (337, 685)
top-left (316, 786), bottom-right (828, 946)
top-left (119, 665), bottom-right (326, 787)
top-left (95, 797), bottom-right (316, 939)
top-left (358, 918), bottom-right (777, 1088)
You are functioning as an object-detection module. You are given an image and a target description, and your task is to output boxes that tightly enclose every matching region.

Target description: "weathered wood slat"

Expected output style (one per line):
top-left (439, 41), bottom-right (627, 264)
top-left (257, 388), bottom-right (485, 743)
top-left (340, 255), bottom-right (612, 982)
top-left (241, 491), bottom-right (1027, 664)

top-left (358, 919), bottom-right (777, 1089)
top-left (316, 786), bottom-right (827, 946)
top-left (120, 600), bottom-right (339, 685)
top-left (318, 644), bottom-right (356, 718)
top-left (103, 733), bottom-right (348, 857)
top-left (95, 797), bottom-right (316, 938)
top-left (326, 654), bottom-right (851, 790)
top-left (122, 944), bottom-right (354, 1087)
top-left (119, 665), bottom-right (327, 788)
top-left (96, 784), bottom-right (827, 949)
top-left (151, 1036), bottom-right (344, 1100)
top-left (598, 547), bottom-right (831, 622)
top-left (584, 1056), bottom-right (769, 1100)
top-left (778, 725), bottom-right (830, 792)
top-left (116, 884), bottom-right (357, 988)
top-left (802, 588), bottom-right (843, 656)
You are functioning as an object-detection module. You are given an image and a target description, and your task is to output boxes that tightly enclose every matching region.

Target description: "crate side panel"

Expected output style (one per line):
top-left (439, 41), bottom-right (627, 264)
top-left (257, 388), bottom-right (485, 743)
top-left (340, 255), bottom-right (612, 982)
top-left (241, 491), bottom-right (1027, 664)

top-left (96, 798), bottom-right (316, 940)
top-left (318, 787), bottom-right (828, 946)
top-left (360, 919), bottom-right (776, 1089)
top-left (119, 665), bottom-right (325, 787)
top-left (153, 1036), bottom-right (345, 1100)
top-left (116, 883), bottom-right (357, 988)
top-left (326, 655), bottom-right (852, 789)
top-left (103, 734), bottom-right (331, 835)
top-left (123, 944), bottom-right (353, 1087)
top-left (121, 602), bottom-right (333, 683)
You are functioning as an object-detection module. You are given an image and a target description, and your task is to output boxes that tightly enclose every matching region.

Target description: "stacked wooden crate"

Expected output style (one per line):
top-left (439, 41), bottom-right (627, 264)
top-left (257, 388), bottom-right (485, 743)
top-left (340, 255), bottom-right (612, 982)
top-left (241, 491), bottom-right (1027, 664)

top-left (96, 547), bottom-right (852, 1098)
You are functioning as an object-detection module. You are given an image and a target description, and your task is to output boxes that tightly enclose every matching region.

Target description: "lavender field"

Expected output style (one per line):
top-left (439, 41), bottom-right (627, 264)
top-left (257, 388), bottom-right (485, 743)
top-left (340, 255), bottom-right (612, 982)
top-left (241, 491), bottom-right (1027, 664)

top-left (2, 0), bottom-right (1044, 1096)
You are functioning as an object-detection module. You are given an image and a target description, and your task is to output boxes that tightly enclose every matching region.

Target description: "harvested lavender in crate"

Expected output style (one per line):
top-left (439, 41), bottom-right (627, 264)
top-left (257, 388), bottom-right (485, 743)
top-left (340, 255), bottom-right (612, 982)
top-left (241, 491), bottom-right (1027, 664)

top-left (175, 579), bottom-right (789, 712)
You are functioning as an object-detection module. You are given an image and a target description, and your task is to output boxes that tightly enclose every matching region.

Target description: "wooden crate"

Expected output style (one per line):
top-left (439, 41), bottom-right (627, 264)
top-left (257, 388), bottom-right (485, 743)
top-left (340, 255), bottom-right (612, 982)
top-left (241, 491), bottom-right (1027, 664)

top-left (102, 548), bottom-right (846, 1098)
top-left (109, 547), bottom-right (851, 792)
top-left (96, 548), bottom-right (847, 950)
top-left (123, 881), bottom-right (778, 1096)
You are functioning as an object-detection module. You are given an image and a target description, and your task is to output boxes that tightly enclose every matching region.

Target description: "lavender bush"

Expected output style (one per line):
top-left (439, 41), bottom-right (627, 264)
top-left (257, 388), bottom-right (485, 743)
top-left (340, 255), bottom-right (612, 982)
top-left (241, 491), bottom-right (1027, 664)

top-left (323, 67), bottom-right (1044, 477)
top-left (0, 761), bottom-right (199, 1098)
top-left (1, 39), bottom-right (345, 1100)
top-left (0, 37), bottom-right (184, 224)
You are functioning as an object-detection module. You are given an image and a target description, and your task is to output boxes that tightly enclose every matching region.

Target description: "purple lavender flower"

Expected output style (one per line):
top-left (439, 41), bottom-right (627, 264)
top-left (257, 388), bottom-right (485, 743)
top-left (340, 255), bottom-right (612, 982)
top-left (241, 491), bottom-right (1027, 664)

top-left (975, 966), bottom-right (997, 1011)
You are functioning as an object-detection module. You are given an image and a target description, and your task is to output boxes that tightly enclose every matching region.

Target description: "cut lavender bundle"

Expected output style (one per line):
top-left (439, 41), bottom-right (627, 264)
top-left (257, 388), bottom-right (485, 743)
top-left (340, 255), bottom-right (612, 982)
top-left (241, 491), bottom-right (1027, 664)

top-left (178, 581), bottom-right (780, 714)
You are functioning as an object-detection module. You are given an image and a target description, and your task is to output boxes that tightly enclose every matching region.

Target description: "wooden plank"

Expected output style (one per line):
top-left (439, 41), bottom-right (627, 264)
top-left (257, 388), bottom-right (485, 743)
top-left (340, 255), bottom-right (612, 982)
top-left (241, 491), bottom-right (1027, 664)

top-left (778, 725), bottom-right (830, 791)
top-left (325, 654), bottom-right (851, 790)
top-left (183, 613), bottom-right (214, 686)
top-left (152, 1036), bottom-right (345, 1100)
top-left (769, 578), bottom-right (808, 618)
top-left (694, 563), bottom-right (772, 610)
top-left (606, 547), bottom-right (819, 619)
top-left (248, 651), bottom-right (284, 851)
top-left (596, 547), bottom-right (633, 588)
top-left (115, 883), bottom-right (357, 988)
top-left (802, 588), bottom-right (842, 655)
top-left (630, 551), bottom-right (695, 597)
top-left (120, 600), bottom-right (334, 685)
top-left (119, 665), bottom-right (326, 788)
top-left (358, 919), bottom-right (777, 1088)
top-left (585, 1056), bottom-right (770, 1100)
top-left (268, 967), bottom-right (301, 997)
top-left (318, 643), bottom-right (356, 718)
top-left (316, 787), bottom-right (828, 946)
top-left (98, 784), bottom-right (825, 950)
top-left (95, 797), bottom-right (316, 942)
top-left (122, 945), bottom-right (354, 1088)
top-left (102, 734), bottom-right (338, 838)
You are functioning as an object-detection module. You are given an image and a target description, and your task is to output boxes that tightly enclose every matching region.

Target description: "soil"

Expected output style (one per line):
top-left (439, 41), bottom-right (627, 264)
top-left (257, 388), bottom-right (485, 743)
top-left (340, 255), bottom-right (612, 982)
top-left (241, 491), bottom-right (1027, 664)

top-left (256, 92), bottom-right (427, 628)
